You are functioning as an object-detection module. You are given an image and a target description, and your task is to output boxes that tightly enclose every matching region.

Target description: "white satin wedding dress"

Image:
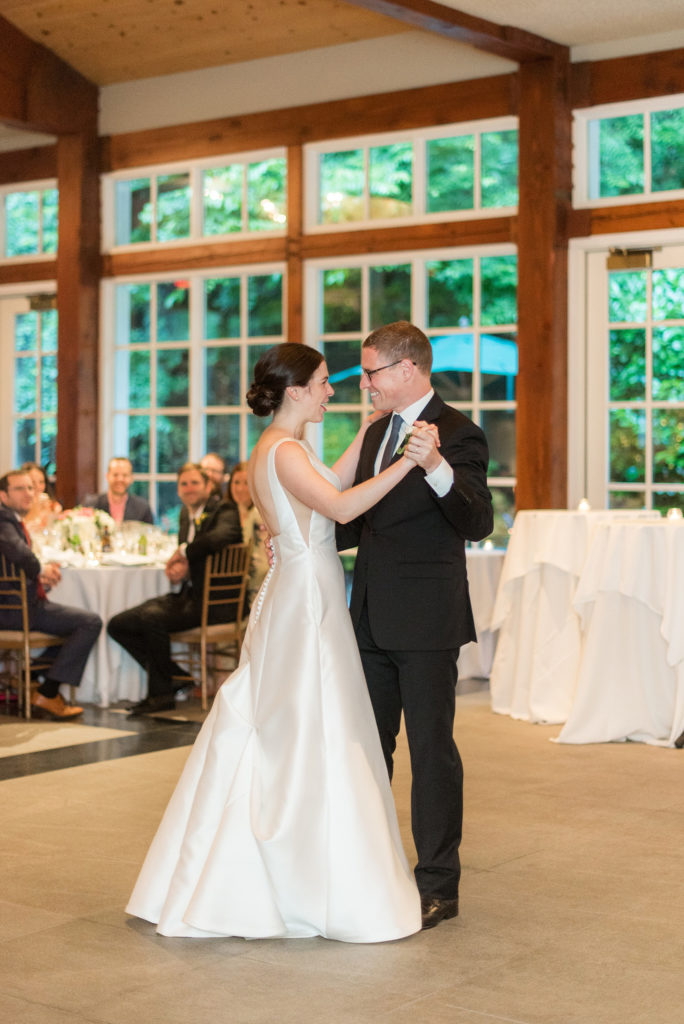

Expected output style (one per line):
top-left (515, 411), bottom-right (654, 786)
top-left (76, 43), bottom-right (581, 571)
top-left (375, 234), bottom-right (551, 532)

top-left (126, 438), bottom-right (421, 942)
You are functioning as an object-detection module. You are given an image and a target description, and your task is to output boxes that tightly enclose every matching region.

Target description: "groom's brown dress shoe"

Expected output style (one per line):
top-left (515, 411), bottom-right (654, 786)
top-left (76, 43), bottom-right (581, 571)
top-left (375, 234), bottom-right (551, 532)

top-left (420, 895), bottom-right (459, 930)
top-left (31, 692), bottom-right (83, 719)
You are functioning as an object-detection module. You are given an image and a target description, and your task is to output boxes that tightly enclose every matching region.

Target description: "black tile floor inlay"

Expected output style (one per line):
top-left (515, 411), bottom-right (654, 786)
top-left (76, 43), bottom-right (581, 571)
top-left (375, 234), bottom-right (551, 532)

top-left (0, 704), bottom-right (202, 781)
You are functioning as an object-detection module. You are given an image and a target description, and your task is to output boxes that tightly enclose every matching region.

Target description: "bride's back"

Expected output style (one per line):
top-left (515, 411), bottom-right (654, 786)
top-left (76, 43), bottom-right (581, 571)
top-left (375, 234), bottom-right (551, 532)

top-left (248, 430), bottom-right (314, 545)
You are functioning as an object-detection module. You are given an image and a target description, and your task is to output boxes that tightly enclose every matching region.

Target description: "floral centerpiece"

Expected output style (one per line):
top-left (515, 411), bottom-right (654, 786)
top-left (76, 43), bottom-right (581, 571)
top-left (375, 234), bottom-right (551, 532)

top-left (58, 506), bottom-right (116, 552)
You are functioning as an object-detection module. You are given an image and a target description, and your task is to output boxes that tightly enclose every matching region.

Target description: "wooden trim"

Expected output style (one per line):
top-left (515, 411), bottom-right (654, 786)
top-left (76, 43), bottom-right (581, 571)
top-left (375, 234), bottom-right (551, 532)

top-left (571, 48), bottom-right (684, 109)
top-left (100, 74), bottom-right (516, 171)
top-left (0, 146), bottom-right (57, 186)
top-left (286, 144), bottom-right (303, 344)
top-left (101, 238), bottom-right (288, 278)
top-left (346, 0), bottom-right (567, 63)
top-left (569, 199), bottom-right (684, 237)
top-left (0, 15), bottom-right (97, 135)
top-left (0, 260), bottom-right (57, 285)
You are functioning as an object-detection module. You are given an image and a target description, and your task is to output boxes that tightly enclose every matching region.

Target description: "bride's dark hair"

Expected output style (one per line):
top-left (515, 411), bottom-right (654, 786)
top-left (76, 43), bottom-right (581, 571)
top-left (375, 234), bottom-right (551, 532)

top-left (247, 343), bottom-right (325, 417)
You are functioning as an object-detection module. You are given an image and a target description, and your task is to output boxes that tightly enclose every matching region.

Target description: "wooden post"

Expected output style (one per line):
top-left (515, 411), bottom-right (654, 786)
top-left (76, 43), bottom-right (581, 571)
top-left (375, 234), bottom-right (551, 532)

top-left (56, 129), bottom-right (100, 506)
top-left (515, 57), bottom-right (571, 509)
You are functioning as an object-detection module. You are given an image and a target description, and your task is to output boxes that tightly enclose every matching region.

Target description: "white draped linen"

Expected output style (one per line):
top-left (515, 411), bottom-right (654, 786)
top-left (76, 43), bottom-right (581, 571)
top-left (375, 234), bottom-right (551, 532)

top-left (556, 520), bottom-right (684, 746)
top-left (489, 510), bottom-right (660, 725)
top-left (50, 564), bottom-right (168, 705)
top-left (458, 547), bottom-right (505, 680)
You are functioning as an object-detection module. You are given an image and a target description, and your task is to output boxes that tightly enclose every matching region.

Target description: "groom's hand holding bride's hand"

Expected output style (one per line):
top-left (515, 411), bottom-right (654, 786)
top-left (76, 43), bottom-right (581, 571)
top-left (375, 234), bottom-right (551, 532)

top-left (403, 421), bottom-right (442, 473)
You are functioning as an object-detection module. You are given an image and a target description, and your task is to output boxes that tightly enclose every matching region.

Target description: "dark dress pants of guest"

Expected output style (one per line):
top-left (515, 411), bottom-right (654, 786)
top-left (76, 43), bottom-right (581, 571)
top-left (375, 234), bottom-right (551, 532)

top-left (355, 600), bottom-right (463, 902)
top-left (0, 600), bottom-right (102, 688)
top-left (107, 594), bottom-right (200, 700)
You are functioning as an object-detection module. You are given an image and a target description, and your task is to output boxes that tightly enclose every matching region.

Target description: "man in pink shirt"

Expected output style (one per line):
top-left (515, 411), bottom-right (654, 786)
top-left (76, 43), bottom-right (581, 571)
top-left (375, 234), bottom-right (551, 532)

top-left (84, 457), bottom-right (154, 524)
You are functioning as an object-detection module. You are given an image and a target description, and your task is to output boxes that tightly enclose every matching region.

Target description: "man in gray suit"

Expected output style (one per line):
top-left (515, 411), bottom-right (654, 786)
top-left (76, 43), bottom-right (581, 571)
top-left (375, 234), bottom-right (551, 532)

top-left (84, 457), bottom-right (154, 525)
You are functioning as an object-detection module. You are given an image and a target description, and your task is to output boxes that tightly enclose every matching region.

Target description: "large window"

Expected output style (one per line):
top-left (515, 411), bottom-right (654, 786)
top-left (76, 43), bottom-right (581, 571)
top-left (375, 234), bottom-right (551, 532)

top-left (305, 119), bottom-right (518, 231)
top-left (103, 266), bottom-right (285, 527)
top-left (1, 183), bottom-right (58, 259)
top-left (306, 248), bottom-right (517, 544)
top-left (574, 94), bottom-right (684, 206)
top-left (105, 151), bottom-right (287, 248)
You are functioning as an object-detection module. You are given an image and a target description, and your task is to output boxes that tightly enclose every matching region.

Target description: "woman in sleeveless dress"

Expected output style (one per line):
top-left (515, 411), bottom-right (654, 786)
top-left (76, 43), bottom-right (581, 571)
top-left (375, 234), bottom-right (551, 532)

top-left (126, 343), bottom-right (429, 942)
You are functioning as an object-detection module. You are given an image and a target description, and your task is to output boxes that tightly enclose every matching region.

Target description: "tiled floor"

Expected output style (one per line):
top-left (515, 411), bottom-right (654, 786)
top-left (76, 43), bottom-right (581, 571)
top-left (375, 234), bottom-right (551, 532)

top-left (1, 683), bottom-right (683, 1024)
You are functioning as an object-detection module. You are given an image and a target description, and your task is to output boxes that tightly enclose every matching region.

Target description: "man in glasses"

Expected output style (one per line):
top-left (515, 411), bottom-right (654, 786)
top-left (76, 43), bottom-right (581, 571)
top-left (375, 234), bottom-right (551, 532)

top-left (336, 320), bottom-right (493, 930)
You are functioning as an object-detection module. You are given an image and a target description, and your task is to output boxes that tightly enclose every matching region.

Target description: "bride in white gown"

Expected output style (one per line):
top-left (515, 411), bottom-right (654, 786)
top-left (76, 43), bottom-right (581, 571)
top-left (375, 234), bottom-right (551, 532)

top-left (126, 343), bottom-right (424, 942)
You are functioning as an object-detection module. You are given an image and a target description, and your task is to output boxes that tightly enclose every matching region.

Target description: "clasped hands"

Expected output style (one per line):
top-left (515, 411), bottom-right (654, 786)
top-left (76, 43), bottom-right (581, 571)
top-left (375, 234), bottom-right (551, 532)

top-left (401, 420), bottom-right (442, 474)
top-left (38, 562), bottom-right (61, 591)
top-left (165, 548), bottom-right (190, 584)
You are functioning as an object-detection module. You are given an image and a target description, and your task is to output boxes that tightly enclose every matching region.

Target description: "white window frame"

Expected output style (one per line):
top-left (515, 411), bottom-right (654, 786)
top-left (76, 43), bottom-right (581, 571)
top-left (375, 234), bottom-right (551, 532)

top-left (102, 147), bottom-right (288, 253)
top-left (573, 93), bottom-right (684, 209)
top-left (304, 117), bottom-right (518, 234)
top-left (0, 179), bottom-right (58, 263)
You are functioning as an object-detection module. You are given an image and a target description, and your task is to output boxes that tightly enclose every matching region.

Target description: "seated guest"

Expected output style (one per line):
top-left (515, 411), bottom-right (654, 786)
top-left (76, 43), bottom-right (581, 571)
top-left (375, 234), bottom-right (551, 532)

top-left (108, 462), bottom-right (241, 717)
top-left (0, 469), bottom-right (102, 719)
top-left (84, 457), bottom-right (154, 525)
top-left (22, 462), bottom-right (62, 533)
top-left (199, 452), bottom-right (226, 497)
top-left (226, 461), bottom-right (269, 604)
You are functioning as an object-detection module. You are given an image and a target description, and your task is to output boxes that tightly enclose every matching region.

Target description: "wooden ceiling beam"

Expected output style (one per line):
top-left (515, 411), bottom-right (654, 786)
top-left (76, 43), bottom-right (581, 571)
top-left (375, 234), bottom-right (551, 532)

top-left (0, 14), bottom-right (97, 135)
top-left (344, 0), bottom-right (567, 63)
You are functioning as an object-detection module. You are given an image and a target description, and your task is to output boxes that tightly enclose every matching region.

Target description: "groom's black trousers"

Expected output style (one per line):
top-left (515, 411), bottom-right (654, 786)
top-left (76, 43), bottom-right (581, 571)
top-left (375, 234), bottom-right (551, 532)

top-left (355, 601), bottom-right (462, 901)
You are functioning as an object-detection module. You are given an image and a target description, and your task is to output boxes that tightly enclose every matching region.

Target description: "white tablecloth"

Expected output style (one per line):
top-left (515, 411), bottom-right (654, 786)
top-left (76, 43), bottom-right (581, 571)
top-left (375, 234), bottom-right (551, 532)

top-left (556, 520), bottom-right (684, 746)
top-left (50, 564), bottom-right (169, 706)
top-left (458, 547), bottom-right (505, 680)
top-left (490, 510), bottom-right (661, 724)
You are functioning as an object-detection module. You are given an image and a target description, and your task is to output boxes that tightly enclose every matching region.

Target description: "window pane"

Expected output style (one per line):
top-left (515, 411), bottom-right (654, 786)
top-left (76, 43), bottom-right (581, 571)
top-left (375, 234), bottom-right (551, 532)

top-left (114, 413), bottom-right (150, 473)
top-left (14, 356), bottom-right (37, 413)
top-left (40, 417), bottom-right (57, 477)
top-left (651, 108), bottom-right (684, 193)
top-left (481, 255), bottom-right (517, 325)
top-left (608, 270), bottom-right (647, 323)
top-left (205, 346), bottom-right (240, 406)
top-left (430, 334), bottom-right (473, 401)
top-left (15, 418), bottom-right (36, 465)
top-left (116, 283), bottom-right (150, 345)
top-left (609, 328), bottom-right (646, 401)
top-left (41, 309), bottom-right (58, 353)
top-left (426, 259), bottom-right (473, 327)
top-left (652, 327), bottom-right (684, 400)
top-left (653, 491), bottom-right (684, 515)
top-left (157, 349), bottom-right (189, 407)
top-left (115, 350), bottom-right (150, 409)
top-left (41, 355), bottom-right (58, 413)
top-left (115, 178), bottom-right (151, 244)
top-left (489, 485), bottom-right (516, 547)
top-left (369, 264), bottom-right (411, 329)
top-left (426, 136), bottom-right (474, 213)
top-left (324, 340), bottom-right (361, 404)
top-left (157, 281), bottom-right (189, 341)
top-left (157, 481), bottom-right (181, 535)
top-left (652, 267), bottom-right (684, 320)
top-left (319, 150), bottom-right (364, 224)
top-left (609, 490), bottom-right (646, 510)
top-left (15, 312), bottom-right (37, 352)
top-left (369, 143), bottom-right (412, 218)
top-left (247, 274), bottom-right (282, 336)
top-left (653, 409), bottom-right (684, 483)
top-left (247, 414), bottom-right (269, 453)
top-left (205, 277), bottom-right (241, 339)
top-left (481, 130), bottom-right (518, 207)
top-left (481, 409), bottom-right (516, 476)
top-left (42, 189), bottom-right (59, 254)
top-left (247, 343), bottom-right (272, 386)
top-left (247, 158), bottom-right (287, 230)
top-left (609, 409), bottom-right (645, 483)
top-left (157, 414), bottom-right (189, 473)
top-left (323, 411), bottom-right (362, 465)
top-left (205, 413), bottom-right (241, 467)
top-left (6, 191), bottom-right (39, 256)
top-left (322, 268), bottom-right (362, 333)
top-left (203, 165), bottom-right (243, 235)
top-left (595, 115), bottom-right (644, 198)
top-left (481, 333), bottom-right (518, 401)
top-left (157, 173), bottom-right (190, 241)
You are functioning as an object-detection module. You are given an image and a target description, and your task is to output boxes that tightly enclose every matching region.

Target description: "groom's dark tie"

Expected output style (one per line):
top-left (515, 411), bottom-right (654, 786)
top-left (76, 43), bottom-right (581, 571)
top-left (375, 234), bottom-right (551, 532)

top-left (379, 413), bottom-right (403, 473)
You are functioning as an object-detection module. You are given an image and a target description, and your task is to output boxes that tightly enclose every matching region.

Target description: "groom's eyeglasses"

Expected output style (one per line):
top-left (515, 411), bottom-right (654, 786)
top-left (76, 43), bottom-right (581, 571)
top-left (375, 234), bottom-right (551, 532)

top-left (360, 359), bottom-right (415, 383)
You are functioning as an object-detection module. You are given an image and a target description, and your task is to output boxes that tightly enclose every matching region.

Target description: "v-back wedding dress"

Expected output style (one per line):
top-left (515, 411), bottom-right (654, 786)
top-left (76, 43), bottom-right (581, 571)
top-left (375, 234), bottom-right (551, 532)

top-left (126, 439), bottom-right (421, 942)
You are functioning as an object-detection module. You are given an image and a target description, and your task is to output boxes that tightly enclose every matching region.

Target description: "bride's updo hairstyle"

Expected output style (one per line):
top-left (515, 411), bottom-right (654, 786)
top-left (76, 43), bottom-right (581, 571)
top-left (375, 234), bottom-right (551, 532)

top-left (247, 343), bottom-right (324, 417)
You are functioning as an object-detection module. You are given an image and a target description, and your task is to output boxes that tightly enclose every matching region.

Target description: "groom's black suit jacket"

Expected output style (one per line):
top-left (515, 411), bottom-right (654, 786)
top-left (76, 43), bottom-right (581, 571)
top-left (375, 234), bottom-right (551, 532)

top-left (336, 392), bottom-right (493, 652)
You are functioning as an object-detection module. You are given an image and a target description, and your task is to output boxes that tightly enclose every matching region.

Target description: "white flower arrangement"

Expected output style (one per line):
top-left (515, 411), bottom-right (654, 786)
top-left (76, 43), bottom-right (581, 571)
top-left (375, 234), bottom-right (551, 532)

top-left (58, 506), bottom-right (116, 551)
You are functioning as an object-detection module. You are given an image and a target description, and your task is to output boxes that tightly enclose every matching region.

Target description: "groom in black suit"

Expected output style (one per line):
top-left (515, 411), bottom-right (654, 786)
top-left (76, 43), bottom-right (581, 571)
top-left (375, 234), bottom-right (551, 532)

top-left (336, 321), bottom-right (493, 930)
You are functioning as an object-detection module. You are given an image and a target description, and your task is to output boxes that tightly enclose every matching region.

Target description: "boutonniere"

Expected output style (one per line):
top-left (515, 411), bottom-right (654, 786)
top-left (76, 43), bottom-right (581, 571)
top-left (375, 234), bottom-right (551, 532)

top-left (395, 430), bottom-right (412, 456)
top-left (194, 510), bottom-right (208, 529)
